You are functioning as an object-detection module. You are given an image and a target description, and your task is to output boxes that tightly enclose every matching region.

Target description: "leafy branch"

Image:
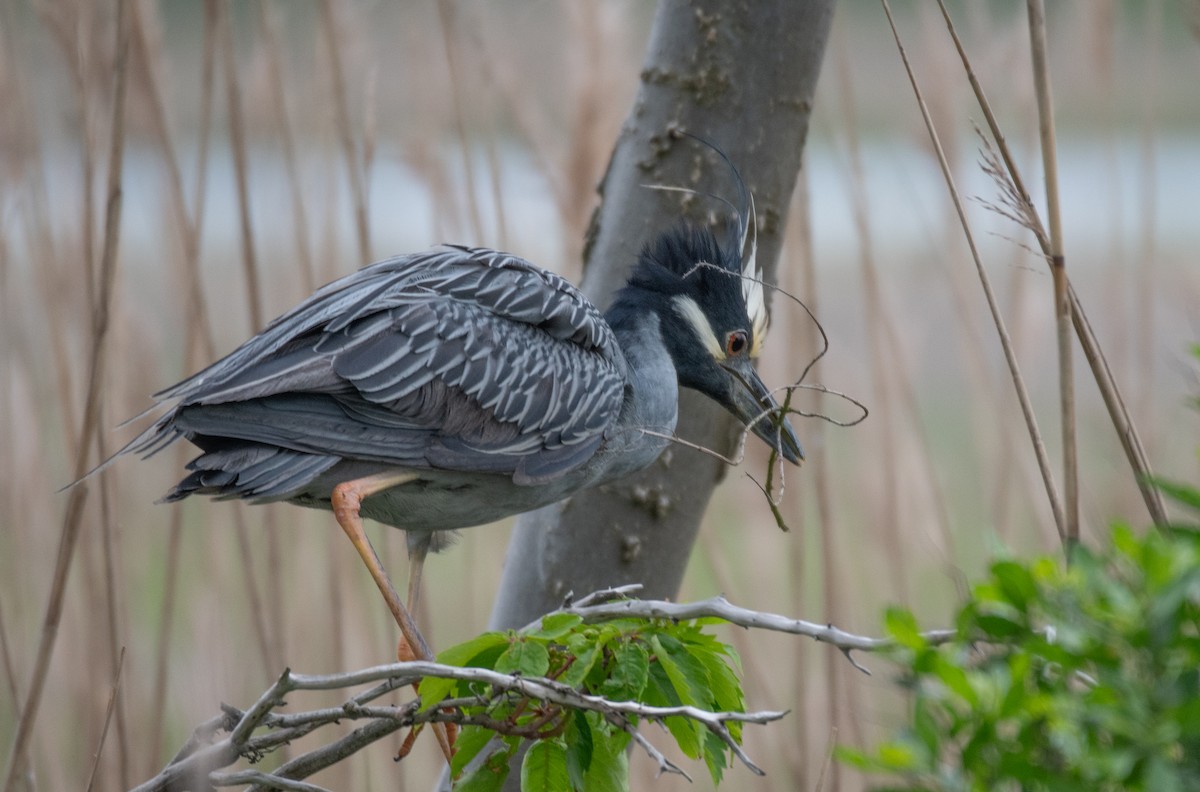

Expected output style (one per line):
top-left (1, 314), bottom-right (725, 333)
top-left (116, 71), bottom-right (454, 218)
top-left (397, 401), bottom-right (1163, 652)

top-left (133, 591), bottom-right (947, 791)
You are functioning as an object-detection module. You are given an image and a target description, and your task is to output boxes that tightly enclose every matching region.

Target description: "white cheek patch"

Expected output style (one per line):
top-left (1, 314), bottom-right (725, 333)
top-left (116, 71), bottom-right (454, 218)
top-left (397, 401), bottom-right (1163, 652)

top-left (672, 295), bottom-right (725, 361)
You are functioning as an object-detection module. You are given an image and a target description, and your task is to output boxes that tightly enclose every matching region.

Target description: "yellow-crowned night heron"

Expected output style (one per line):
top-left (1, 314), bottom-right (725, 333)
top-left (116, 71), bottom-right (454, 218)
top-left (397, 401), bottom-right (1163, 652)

top-left (112, 167), bottom-right (802, 692)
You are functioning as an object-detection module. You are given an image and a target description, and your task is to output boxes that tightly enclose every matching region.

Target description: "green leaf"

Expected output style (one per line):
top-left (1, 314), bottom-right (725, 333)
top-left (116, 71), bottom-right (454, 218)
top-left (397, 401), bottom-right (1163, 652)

top-left (424, 632), bottom-right (514, 711)
top-left (454, 741), bottom-right (513, 792)
top-left (992, 560), bottom-right (1037, 612)
top-left (1150, 476), bottom-right (1200, 514)
top-left (582, 718), bottom-right (629, 792)
top-left (451, 725), bottom-right (503, 779)
top-left (495, 639), bottom-right (551, 678)
top-left (562, 642), bottom-right (601, 689)
top-left (884, 607), bottom-right (925, 649)
top-left (933, 655), bottom-right (979, 708)
top-left (531, 612), bottom-right (584, 640)
top-left (438, 632), bottom-right (512, 667)
top-left (599, 640), bottom-right (649, 701)
top-left (689, 643), bottom-right (744, 714)
top-left (876, 740), bottom-right (920, 770)
top-left (565, 709), bottom-right (593, 790)
top-left (645, 662), bottom-right (703, 759)
top-left (650, 634), bottom-right (711, 708)
top-left (418, 675), bottom-right (458, 712)
top-left (702, 729), bottom-right (728, 786)
top-left (520, 739), bottom-right (571, 792)
top-left (974, 612), bottom-right (1025, 640)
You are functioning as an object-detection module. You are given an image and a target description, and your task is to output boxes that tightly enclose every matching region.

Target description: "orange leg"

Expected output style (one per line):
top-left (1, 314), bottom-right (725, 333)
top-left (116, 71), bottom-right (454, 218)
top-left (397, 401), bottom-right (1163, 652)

top-left (331, 473), bottom-right (455, 762)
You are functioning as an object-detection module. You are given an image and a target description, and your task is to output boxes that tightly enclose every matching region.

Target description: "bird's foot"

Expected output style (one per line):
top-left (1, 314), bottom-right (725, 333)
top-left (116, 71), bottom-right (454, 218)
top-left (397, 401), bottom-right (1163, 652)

top-left (397, 633), bottom-right (458, 761)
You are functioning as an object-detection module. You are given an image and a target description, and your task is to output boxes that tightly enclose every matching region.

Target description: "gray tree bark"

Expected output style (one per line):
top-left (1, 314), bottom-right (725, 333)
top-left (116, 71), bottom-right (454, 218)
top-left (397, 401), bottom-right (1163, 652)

top-left (489, 0), bottom-right (836, 631)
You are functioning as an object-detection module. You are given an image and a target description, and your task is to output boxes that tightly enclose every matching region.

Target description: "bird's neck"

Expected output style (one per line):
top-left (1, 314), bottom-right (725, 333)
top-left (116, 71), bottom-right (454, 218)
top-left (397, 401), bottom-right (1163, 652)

top-left (601, 297), bottom-right (679, 475)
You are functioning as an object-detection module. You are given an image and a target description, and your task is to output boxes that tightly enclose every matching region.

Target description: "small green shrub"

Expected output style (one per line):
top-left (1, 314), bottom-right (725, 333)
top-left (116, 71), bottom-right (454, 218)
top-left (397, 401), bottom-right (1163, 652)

top-left (841, 481), bottom-right (1200, 791)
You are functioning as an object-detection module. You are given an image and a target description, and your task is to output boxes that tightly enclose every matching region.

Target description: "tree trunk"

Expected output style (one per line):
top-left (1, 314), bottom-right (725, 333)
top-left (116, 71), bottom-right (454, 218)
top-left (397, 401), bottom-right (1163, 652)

top-left (489, 0), bottom-right (836, 630)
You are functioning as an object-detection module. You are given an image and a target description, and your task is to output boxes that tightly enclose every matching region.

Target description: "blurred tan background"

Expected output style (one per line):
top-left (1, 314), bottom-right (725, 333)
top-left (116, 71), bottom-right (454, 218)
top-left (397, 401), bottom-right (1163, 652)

top-left (1, 1), bottom-right (1198, 789)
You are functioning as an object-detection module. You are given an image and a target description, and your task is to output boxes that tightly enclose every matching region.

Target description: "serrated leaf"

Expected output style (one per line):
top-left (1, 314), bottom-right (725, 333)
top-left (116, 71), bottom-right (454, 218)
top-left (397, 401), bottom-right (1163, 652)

top-left (599, 640), bottom-right (649, 701)
top-left (530, 612), bottom-right (584, 640)
top-left (689, 643), bottom-right (744, 714)
top-left (650, 634), bottom-right (711, 708)
top-left (582, 721), bottom-right (629, 792)
top-left (702, 728), bottom-right (728, 786)
top-left (645, 662), bottom-right (702, 759)
top-left (565, 709), bottom-right (593, 789)
top-left (495, 639), bottom-right (550, 678)
top-left (520, 739), bottom-right (570, 792)
top-left (562, 642), bottom-right (601, 689)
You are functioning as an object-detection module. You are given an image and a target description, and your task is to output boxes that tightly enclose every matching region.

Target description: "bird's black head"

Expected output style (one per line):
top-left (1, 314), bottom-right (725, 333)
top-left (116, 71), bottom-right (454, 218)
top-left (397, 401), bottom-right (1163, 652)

top-left (612, 220), bottom-right (803, 464)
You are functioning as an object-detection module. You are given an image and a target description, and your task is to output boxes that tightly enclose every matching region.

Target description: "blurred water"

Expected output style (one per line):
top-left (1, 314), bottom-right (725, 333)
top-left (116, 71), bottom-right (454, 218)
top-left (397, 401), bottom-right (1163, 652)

top-left (23, 133), bottom-right (1199, 278)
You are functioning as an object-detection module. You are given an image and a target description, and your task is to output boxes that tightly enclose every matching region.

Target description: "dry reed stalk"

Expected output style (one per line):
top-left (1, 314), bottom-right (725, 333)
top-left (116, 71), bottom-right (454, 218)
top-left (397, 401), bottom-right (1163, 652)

top-left (832, 39), bottom-right (913, 600)
top-left (39, 0), bottom-right (100, 310)
top-left (1134, 1), bottom-right (1161, 451)
top-left (217, 0), bottom-right (264, 332)
top-left (1, 0), bottom-right (130, 787)
top-left (1025, 0), bottom-right (1078, 551)
top-left (484, 135), bottom-right (510, 253)
top-left (232, 506), bottom-right (280, 673)
top-left (257, 1), bottom-right (317, 295)
top-left (130, 0), bottom-right (215, 361)
top-left (147, 510), bottom-right (183, 767)
top-left (0, 602), bottom-right (18, 727)
top-left (785, 152), bottom-right (822, 791)
top-left (933, 0), bottom-right (1167, 532)
top-left (218, 0), bottom-right (292, 676)
top-left (819, 504), bottom-right (842, 792)
top-left (139, 1), bottom-right (219, 772)
top-left (436, 0), bottom-right (486, 242)
top-left (814, 725), bottom-right (838, 792)
top-left (28, 2), bottom-right (93, 456)
top-left (563, 4), bottom-right (608, 245)
top-left (934, 0), bottom-right (1167, 531)
top-left (880, 0), bottom-right (1066, 544)
top-left (319, 0), bottom-right (372, 263)
top-left (83, 646), bottom-right (124, 792)
top-left (96, 459), bottom-right (130, 787)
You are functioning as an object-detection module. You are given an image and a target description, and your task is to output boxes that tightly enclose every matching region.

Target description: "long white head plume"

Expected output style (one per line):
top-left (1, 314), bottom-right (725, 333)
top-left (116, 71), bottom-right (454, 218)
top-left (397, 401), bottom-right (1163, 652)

top-left (739, 191), bottom-right (768, 356)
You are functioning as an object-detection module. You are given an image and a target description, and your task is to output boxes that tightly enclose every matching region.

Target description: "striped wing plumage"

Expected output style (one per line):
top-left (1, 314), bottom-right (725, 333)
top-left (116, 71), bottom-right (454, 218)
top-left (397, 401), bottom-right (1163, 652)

top-left (128, 246), bottom-right (627, 494)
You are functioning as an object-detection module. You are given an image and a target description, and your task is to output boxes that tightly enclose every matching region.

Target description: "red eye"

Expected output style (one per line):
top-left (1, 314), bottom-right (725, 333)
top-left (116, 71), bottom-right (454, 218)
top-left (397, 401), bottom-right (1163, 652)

top-left (726, 330), bottom-right (748, 356)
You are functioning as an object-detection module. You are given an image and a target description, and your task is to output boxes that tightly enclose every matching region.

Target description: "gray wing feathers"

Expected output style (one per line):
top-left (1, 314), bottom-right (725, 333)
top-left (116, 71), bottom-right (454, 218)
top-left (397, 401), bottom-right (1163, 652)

top-left (133, 246), bottom-right (626, 491)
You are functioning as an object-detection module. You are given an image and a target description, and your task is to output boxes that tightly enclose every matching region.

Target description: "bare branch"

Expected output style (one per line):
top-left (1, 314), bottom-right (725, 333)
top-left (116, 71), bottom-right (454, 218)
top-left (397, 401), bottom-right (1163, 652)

top-left (138, 591), bottom-right (950, 789)
top-left (607, 714), bottom-right (691, 780)
top-left (136, 632), bottom-right (795, 789)
top-left (557, 595), bottom-right (955, 670)
top-left (213, 770), bottom-right (332, 792)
